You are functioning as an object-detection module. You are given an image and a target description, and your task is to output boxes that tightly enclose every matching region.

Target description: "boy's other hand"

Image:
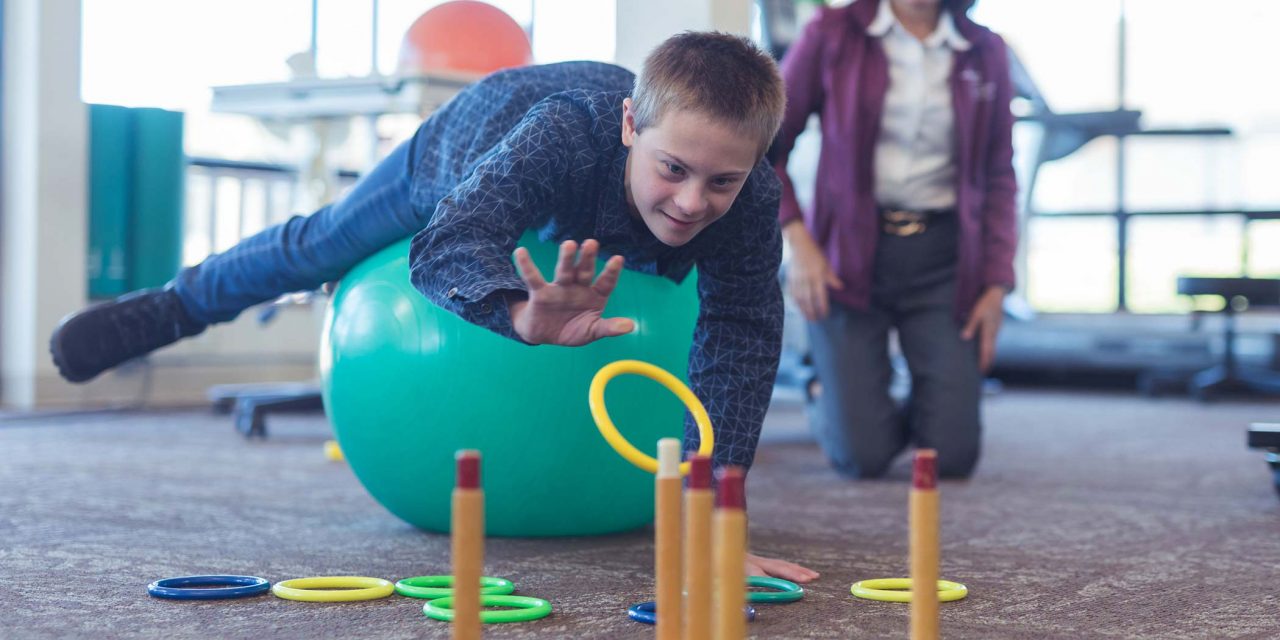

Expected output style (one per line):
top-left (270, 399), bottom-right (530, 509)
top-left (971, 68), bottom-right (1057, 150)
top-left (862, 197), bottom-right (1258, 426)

top-left (510, 239), bottom-right (635, 346)
top-left (745, 552), bottom-right (820, 583)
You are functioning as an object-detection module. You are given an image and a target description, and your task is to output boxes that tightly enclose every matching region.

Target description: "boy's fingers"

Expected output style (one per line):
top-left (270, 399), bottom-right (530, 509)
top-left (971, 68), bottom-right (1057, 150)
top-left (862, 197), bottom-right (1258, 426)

top-left (767, 564), bottom-right (817, 583)
top-left (592, 256), bottom-right (624, 296)
top-left (513, 248), bottom-right (547, 290)
top-left (554, 240), bottom-right (579, 284)
top-left (594, 317), bottom-right (635, 339)
top-left (576, 239), bottom-right (599, 283)
top-left (746, 555), bottom-right (820, 583)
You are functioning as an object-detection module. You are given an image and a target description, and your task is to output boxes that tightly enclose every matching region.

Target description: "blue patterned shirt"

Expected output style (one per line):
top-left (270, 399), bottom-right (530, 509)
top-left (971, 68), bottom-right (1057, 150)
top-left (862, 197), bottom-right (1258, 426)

top-left (407, 62), bottom-right (782, 470)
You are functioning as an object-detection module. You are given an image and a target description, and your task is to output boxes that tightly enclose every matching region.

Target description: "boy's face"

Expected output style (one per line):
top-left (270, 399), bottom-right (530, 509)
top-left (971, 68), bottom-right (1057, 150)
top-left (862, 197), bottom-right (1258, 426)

top-left (621, 98), bottom-right (759, 247)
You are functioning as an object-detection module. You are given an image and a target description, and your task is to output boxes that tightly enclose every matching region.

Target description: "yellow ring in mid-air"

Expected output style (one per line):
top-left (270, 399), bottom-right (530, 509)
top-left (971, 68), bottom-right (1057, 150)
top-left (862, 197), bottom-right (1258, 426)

top-left (589, 360), bottom-right (713, 475)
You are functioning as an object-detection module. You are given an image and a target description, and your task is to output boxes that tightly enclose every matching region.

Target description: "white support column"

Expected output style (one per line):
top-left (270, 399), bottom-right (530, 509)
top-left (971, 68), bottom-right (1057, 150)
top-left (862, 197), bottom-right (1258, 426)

top-left (2, 0), bottom-right (89, 409)
top-left (614, 0), bottom-right (752, 72)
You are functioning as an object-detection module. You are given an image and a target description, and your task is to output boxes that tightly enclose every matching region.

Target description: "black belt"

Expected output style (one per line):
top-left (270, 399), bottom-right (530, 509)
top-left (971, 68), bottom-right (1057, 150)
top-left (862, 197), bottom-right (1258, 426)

top-left (878, 207), bottom-right (954, 237)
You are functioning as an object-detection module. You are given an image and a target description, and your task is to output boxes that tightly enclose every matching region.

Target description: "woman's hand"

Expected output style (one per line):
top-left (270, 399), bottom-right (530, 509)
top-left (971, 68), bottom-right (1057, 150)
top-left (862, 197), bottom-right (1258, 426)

top-left (784, 222), bottom-right (844, 322)
top-left (960, 286), bottom-right (1007, 372)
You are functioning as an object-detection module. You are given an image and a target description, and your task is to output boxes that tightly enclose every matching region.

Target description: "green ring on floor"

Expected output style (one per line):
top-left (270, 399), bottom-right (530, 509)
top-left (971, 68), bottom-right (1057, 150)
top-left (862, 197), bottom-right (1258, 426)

top-left (850, 578), bottom-right (968, 603)
top-left (395, 575), bottom-right (515, 600)
top-left (423, 594), bottom-right (552, 623)
top-left (746, 575), bottom-right (805, 603)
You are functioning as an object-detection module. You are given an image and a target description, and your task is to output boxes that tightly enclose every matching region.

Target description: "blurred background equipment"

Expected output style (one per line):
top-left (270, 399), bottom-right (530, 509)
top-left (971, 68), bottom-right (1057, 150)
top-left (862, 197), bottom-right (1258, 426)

top-left (204, 1), bottom-right (534, 432)
top-left (87, 105), bottom-right (185, 299)
top-left (755, 0), bottom-right (824, 60)
top-left (210, 0), bottom-right (535, 214)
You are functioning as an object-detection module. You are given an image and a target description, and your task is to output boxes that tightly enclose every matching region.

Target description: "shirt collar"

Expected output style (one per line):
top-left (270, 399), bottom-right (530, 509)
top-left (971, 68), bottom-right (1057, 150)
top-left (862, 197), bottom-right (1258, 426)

top-left (868, 0), bottom-right (972, 51)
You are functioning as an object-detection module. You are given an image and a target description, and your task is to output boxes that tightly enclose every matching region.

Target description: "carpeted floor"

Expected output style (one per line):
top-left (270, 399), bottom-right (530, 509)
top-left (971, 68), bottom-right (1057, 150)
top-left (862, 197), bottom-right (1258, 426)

top-left (2, 389), bottom-right (1278, 639)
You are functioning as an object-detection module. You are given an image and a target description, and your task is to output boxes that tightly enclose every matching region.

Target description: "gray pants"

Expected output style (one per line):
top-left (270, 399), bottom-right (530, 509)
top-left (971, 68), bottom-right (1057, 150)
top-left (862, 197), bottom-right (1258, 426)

top-left (806, 214), bottom-right (981, 479)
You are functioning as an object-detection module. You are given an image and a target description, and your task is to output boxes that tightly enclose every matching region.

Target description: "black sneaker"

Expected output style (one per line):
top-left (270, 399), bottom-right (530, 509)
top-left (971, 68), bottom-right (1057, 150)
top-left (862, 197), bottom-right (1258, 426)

top-left (50, 288), bottom-right (207, 383)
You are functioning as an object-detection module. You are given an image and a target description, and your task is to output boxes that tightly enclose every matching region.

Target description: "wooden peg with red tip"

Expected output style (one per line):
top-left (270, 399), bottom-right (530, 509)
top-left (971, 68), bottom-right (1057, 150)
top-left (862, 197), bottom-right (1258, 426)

top-left (910, 449), bottom-right (939, 640)
top-left (712, 466), bottom-right (746, 640)
top-left (452, 450), bottom-right (483, 640)
top-left (655, 439), bottom-right (683, 640)
top-left (683, 454), bottom-right (713, 640)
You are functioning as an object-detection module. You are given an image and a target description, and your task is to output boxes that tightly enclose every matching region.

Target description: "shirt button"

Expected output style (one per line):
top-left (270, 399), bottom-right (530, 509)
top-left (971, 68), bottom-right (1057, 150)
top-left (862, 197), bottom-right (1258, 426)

top-left (446, 287), bottom-right (458, 299)
top-left (480, 303), bottom-right (493, 314)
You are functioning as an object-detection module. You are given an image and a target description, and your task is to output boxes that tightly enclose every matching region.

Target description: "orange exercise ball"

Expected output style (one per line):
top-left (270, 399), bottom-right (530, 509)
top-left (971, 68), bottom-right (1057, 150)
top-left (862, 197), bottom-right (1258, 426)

top-left (398, 1), bottom-right (533, 75)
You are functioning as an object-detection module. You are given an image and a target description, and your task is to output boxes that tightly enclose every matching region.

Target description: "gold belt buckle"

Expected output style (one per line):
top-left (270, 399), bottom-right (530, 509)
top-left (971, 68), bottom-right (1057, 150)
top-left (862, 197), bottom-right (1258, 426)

top-left (882, 210), bottom-right (927, 237)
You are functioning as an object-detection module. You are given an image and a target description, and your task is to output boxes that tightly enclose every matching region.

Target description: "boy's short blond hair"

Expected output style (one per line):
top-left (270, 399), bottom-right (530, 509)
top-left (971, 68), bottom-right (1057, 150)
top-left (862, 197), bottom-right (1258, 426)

top-left (632, 31), bottom-right (785, 158)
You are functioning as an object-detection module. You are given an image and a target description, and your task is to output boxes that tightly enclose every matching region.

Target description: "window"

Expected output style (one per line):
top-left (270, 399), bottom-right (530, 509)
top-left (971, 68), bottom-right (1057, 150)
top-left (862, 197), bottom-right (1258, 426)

top-left (81, 0), bottom-right (616, 266)
top-left (975, 0), bottom-right (1280, 312)
top-left (1025, 216), bottom-right (1118, 313)
top-left (83, 0), bottom-right (617, 158)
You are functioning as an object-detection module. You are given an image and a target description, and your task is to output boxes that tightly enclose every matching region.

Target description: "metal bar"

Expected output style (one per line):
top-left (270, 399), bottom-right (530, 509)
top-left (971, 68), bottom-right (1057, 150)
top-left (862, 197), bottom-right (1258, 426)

top-left (187, 156), bottom-right (360, 180)
top-left (371, 0), bottom-right (380, 75)
top-left (207, 172), bottom-right (218, 257)
top-left (1030, 209), bottom-right (1280, 219)
top-left (189, 156), bottom-right (296, 173)
top-left (1116, 0), bottom-right (1129, 310)
top-left (237, 178), bottom-right (248, 239)
top-left (1242, 218), bottom-right (1251, 275)
top-left (1118, 0), bottom-right (1127, 109)
top-left (1117, 137), bottom-right (1128, 311)
top-left (1129, 128), bottom-right (1233, 137)
top-left (263, 179), bottom-right (275, 231)
top-left (310, 0), bottom-right (319, 64)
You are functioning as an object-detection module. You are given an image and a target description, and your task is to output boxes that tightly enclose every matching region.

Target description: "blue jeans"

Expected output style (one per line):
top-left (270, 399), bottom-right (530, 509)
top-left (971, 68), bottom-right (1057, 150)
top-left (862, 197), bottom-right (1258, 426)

top-left (173, 139), bottom-right (426, 324)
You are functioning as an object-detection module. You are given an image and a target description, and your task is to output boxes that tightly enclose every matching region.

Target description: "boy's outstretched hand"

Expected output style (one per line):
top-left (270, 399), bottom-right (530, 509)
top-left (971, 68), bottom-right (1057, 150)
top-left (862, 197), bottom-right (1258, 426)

top-left (746, 552), bottom-right (820, 583)
top-left (509, 239), bottom-right (635, 346)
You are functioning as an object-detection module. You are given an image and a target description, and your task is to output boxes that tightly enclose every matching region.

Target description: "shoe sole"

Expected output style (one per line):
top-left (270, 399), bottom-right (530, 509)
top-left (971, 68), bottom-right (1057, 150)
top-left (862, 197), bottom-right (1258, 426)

top-left (49, 303), bottom-right (111, 384)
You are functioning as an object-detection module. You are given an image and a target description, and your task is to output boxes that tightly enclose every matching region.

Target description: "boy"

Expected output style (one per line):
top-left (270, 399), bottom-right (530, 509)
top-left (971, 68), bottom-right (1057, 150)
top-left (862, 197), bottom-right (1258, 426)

top-left (52, 32), bottom-right (817, 582)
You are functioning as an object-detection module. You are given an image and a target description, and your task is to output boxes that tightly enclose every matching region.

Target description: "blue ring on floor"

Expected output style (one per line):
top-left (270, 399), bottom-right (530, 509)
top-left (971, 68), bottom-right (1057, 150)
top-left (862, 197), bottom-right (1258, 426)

top-left (147, 575), bottom-right (271, 600)
top-left (626, 600), bottom-right (757, 625)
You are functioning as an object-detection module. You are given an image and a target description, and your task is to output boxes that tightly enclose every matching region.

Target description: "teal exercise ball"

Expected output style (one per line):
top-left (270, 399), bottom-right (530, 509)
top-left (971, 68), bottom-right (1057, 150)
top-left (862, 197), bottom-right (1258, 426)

top-left (320, 233), bottom-right (699, 536)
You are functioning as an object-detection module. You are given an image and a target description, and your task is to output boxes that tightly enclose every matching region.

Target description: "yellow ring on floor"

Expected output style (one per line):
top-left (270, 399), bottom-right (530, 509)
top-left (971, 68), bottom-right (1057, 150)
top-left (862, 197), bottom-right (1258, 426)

top-left (271, 576), bottom-right (394, 602)
top-left (850, 578), bottom-right (968, 603)
top-left (589, 360), bottom-right (713, 475)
